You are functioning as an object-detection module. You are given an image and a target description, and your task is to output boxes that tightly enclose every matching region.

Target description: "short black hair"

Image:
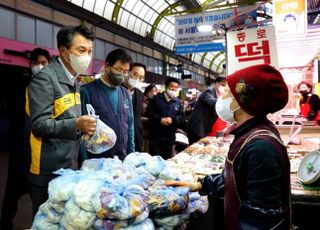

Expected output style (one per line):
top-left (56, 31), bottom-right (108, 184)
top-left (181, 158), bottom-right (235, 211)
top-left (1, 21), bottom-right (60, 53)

top-left (144, 83), bottom-right (157, 96)
top-left (205, 76), bottom-right (226, 86)
top-left (130, 62), bottom-right (146, 72)
top-left (105, 49), bottom-right (132, 66)
top-left (165, 77), bottom-right (180, 87)
top-left (57, 25), bottom-right (95, 49)
top-left (29, 48), bottom-right (51, 63)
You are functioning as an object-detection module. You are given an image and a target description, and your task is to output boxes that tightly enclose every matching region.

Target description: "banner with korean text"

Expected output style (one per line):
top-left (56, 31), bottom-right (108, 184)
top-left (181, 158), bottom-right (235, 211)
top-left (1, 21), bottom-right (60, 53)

top-left (175, 6), bottom-right (259, 54)
top-left (226, 26), bottom-right (278, 74)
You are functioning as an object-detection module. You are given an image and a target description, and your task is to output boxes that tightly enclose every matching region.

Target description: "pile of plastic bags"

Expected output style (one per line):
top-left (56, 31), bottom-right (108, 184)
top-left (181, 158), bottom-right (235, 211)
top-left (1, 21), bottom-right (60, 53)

top-left (32, 153), bottom-right (208, 230)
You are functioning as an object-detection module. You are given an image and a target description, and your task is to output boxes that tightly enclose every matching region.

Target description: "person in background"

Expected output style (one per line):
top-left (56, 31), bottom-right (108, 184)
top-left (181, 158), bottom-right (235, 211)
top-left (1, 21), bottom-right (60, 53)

top-left (26, 25), bottom-right (97, 217)
top-left (143, 83), bottom-right (158, 113)
top-left (146, 77), bottom-right (185, 159)
top-left (122, 63), bottom-right (146, 152)
top-left (166, 64), bottom-right (291, 230)
top-left (80, 48), bottom-right (135, 160)
top-left (297, 81), bottom-right (320, 125)
top-left (187, 76), bottom-right (226, 144)
top-left (0, 47), bottom-right (51, 229)
top-left (29, 48), bottom-right (51, 76)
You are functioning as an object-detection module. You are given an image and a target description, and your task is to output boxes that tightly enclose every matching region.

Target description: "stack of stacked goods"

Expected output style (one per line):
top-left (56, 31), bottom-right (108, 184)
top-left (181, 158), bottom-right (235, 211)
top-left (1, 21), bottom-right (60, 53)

top-left (32, 154), bottom-right (208, 230)
top-left (170, 137), bottom-right (231, 176)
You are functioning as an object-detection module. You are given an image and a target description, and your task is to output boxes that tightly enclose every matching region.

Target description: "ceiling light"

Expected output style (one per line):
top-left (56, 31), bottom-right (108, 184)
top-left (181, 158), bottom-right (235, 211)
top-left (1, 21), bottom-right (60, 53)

top-left (197, 22), bottom-right (212, 32)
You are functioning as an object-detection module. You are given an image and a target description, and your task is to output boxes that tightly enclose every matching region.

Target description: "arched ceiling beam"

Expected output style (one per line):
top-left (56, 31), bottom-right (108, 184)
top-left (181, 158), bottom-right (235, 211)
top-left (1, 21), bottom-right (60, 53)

top-left (112, 0), bottom-right (125, 23)
top-left (149, 1), bottom-right (182, 39)
top-left (165, 0), bottom-right (269, 17)
top-left (200, 52), bottom-right (208, 65)
top-left (209, 51), bottom-right (224, 70)
top-left (216, 57), bottom-right (226, 73)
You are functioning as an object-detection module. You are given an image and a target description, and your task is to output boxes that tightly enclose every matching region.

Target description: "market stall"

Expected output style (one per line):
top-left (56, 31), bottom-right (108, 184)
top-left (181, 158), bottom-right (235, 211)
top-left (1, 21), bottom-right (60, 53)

top-left (31, 124), bottom-right (320, 230)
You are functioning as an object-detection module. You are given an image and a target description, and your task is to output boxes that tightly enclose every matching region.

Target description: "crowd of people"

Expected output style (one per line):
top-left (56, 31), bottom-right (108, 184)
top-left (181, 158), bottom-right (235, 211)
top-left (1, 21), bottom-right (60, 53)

top-left (1, 24), bottom-right (320, 230)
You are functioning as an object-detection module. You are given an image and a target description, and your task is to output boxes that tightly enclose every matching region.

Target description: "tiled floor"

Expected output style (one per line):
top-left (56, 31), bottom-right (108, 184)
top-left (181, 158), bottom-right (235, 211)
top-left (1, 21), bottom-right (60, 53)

top-left (0, 151), bottom-right (32, 230)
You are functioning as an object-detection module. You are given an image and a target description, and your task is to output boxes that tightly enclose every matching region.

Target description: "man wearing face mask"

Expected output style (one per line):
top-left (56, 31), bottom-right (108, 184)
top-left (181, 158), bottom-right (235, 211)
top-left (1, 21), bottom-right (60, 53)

top-left (0, 47), bottom-right (51, 229)
top-left (80, 48), bottom-right (135, 160)
top-left (122, 63), bottom-right (146, 152)
top-left (186, 76), bottom-right (226, 144)
top-left (26, 25), bottom-right (97, 216)
top-left (146, 77), bottom-right (185, 159)
top-left (166, 64), bottom-right (291, 230)
top-left (297, 81), bottom-right (320, 125)
top-left (29, 47), bottom-right (51, 76)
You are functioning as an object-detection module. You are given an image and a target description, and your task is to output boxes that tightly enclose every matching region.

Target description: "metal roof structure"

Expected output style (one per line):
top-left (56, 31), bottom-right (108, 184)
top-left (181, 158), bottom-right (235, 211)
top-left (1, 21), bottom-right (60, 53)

top-left (58, 0), bottom-right (320, 73)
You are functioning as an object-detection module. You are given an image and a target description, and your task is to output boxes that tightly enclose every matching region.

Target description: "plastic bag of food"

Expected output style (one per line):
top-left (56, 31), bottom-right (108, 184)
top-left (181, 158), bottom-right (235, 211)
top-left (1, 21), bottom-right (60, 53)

top-left (187, 192), bottom-right (209, 215)
top-left (94, 209), bottom-right (149, 229)
top-left (31, 211), bottom-right (60, 230)
top-left (37, 201), bottom-right (63, 224)
top-left (120, 218), bottom-right (155, 230)
top-left (153, 213), bottom-right (189, 230)
top-left (73, 177), bottom-right (104, 212)
top-left (48, 169), bottom-right (81, 203)
top-left (60, 199), bottom-right (96, 230)
top-left (147, 180), bottom-right (189, 218)
top-left (81, 104), bottom-right (117, 154)
top-left (97, 183), bottom-right (148, 220)
top-left (145, 156), bottom-right (167, 177)
top-left (123, 152), bottom-right (153, 168)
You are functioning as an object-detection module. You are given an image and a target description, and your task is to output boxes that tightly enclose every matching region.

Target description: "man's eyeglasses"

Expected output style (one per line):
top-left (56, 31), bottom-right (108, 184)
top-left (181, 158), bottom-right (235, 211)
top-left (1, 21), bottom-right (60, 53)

top-left (111, 66), bottom-right (129, 76)
top-left (130, 71), bottom-right (145, 80)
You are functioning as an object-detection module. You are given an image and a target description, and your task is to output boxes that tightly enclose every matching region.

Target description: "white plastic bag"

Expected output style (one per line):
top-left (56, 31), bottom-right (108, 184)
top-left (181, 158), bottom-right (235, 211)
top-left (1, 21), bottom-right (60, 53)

top-left (81, 104), bottom-right (117, 154)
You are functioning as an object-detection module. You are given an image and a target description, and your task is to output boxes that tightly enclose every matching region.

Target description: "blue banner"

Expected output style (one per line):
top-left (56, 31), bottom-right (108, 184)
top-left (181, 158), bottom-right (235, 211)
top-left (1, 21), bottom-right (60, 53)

top-left (175, 43), bottom-right (225, 54)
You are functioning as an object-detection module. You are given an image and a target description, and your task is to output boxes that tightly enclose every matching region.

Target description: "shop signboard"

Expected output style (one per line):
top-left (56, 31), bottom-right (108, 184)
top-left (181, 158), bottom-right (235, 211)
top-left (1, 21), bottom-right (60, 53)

top-left (0, 36), bottom-right (103, 75)
top-left (273, 0), bottom-right (307, 35)
top-left (174, 6), bottom-right (260, 54)
top-left (0, 37), bottom-right (59, 67)
top-left (226, 26), bottom-right (278, 74)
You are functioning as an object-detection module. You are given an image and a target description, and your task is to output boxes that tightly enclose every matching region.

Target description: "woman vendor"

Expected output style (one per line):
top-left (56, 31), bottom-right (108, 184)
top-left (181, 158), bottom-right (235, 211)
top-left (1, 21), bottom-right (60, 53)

top-left (297, 81), bottom-right (320, 125)
top-left (166, 64), bottom-right (291, 230)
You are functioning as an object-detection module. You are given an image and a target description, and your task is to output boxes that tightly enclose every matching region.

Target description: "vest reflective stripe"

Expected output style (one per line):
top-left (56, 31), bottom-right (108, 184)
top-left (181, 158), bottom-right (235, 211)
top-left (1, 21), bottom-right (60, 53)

top-left (53, 92), bottom-right (80, 118)
top-left (30, 132), bottom-right (42, 175)
top-left (25, 88), bottom-right (30, 116)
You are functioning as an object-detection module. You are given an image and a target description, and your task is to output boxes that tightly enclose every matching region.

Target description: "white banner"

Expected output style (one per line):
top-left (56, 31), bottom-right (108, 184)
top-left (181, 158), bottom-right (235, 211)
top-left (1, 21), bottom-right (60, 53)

top-left (175, 6), bottom-right (258, 54)
top-left (226, 26), bottom-right (278, 74)
top-left (273, 0), bottom-right (307, 35)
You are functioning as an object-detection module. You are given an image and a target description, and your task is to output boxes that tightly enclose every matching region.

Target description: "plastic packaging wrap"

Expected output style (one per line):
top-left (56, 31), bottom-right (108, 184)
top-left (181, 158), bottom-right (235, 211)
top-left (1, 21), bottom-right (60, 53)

top-left (31, 211), bottom-right (60, 230)
top-left (127, 172), bottom-right (156, 190)
top-left (145, 156), bottom-right (167, 177)
top-left (97, 183), bottom-right (148, 220)
top-left (123, 152), bottom-right (153, 168)
top-left (94, 209), bottom-right (149, 229)
top-left (147, 180), bottom-right (189, 218)
top-left (73, 177), bottom-right (104, 212)
top-left (60, 199), bottom-right (96, 230)
top-left (48, 169), bottom-right (81, 203)
top-left (187, 192), bottom-right (209, 215)
top-left (153, 213), bottom-right (189, 230)
top-left (94, 217), bottom-right (154, 230)
top-left (81, 104), bottom-right (117, 154)
top-left (120, 218), bottom-right (155, 230)
top-left (38, 201), bottom-right (63, 224)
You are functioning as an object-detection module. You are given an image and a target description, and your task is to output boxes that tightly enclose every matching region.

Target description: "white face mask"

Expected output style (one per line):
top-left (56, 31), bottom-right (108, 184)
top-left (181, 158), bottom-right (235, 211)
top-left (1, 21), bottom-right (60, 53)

top-left (68, 52), bottom-right (92, 75)
top-left (166, 89), bottom-right (177, 98)
top-left (215, 96), bottom-right (240, 123)
top-left (218, 86), bottom-right (225, 94)
top-left (31, 64), bottom-right (44, 75)
top-left (127, 77), bottom-right (138, 88)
